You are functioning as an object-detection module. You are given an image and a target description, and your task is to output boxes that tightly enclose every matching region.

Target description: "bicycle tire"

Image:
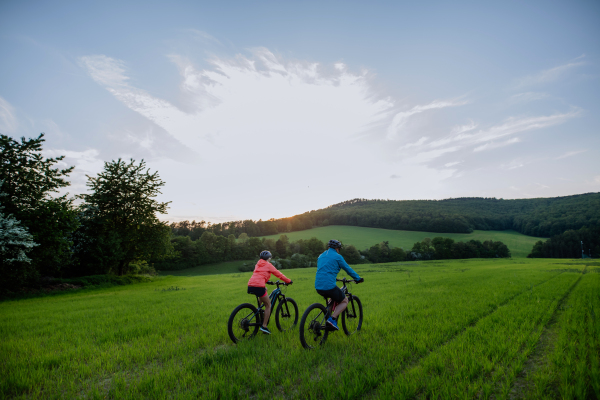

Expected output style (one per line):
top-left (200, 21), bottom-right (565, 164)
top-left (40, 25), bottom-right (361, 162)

top-left (299, 303), bottom-right (329, 349)
top-left (275, 297), bottom-right (298, 332)
top-left (341, 295), bottom-right (363, 336)
top-left (228, 303), bottom-right (260, 343)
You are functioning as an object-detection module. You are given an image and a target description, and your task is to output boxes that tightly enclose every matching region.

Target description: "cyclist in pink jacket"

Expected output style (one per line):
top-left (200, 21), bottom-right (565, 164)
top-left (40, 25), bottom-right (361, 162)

top-left (247, 250), bottom-right (293, 334)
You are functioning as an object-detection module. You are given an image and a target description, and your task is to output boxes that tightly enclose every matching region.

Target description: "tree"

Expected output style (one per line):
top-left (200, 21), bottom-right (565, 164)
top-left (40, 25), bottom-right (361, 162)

top-left (0, 134), bottom-right (78, 277)
top-left (79, 159), bottom-right (172, 275)
top-left (341, 245), bottom-right (362, 264)
top-left (0, 202), bottom-right (38, 292)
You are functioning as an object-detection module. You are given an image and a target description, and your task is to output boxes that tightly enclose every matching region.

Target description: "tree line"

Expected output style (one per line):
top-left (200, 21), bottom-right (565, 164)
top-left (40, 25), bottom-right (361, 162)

top-left (527, 226), bottom-right (600, 259)
top-left (160, 232), bottom-right (511, 272)
top-left (170, 195), bottom-right (600, 241)
top-left (0, 134), bottom-right (172, 294)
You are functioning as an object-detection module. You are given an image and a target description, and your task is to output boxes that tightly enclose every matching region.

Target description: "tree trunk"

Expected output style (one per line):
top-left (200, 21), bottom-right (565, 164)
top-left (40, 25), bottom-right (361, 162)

top-left (118, 260), bottom-right (126, 276)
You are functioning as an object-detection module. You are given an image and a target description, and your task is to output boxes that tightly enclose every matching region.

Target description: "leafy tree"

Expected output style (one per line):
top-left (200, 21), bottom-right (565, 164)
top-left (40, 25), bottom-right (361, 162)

top-left (303, 237), bottom-right (325, 258)
top-left (341, 245), bottom-right (363, 264)
top-left (0, 199), bottom-right (38, 292)
top-left (389, 247), bottom-right (406, 262)
top-left (0, 134), bottom-right (78, 276)
top-left (79, 159), bottom-right (172, 275)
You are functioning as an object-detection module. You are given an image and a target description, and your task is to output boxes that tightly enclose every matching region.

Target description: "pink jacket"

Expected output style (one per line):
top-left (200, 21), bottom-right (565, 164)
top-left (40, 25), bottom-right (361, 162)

top-left (247, 259), bottom-right (291, 287)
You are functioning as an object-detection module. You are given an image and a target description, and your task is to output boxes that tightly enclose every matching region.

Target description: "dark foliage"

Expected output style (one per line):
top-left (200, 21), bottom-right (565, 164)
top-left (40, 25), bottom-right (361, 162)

top-left (77, 159), bottom-right (173, 275)
top-left (528, 226), bottom-right (600, 258)
top-left (170, 194), bottom-right (600, 240)
top-left (407, 237), bottom-right (511, 260)
top-left (0, 133), bottom-right (78, 280)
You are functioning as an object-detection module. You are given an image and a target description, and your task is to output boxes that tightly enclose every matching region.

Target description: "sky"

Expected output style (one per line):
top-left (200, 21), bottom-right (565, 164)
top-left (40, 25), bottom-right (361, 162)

top-left (1, 0), bottom-right (599, 223)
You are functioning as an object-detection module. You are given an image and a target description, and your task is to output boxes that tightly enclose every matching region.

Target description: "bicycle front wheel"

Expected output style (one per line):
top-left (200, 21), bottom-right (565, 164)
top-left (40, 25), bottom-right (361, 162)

top-left (341, 295), bottom-right (363, 336)
top-left (275, 297), bottom-right (298, 332)
top-left (228, 303), bottom-right (259, 344)
top-left (299, 303), bottom-right (329, 350)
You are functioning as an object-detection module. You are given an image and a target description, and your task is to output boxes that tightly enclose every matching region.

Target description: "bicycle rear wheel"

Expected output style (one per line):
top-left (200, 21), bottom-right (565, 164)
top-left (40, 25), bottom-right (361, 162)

top-left (341, 295), bottom-right (363, 336)
top-left (228, 303), bottom-right (259, 343)
top-left (275, 297), bottom-right (298, 332)
top-left (299, 303), bottom-right (329, 349)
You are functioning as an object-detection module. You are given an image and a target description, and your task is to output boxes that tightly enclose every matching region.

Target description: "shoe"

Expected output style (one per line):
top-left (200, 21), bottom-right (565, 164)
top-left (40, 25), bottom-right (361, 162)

top-left (327, 317), bottom-right (339, 331)
top-left (260, 326), bottom-right (271, 334)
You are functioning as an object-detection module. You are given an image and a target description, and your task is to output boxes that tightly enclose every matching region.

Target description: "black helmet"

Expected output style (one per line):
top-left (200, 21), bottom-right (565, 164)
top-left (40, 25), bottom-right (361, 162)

top-left (260, 250), bottom-right (272, 260)
top-left (328, 239), bottom-right (342, 249)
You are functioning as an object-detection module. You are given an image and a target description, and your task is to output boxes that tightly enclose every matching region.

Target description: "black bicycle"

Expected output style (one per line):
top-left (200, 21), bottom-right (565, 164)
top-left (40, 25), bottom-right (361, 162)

top-left (299, 278), bottom-right (363, 349)
top-left (228, 280), bottom-right (298, 343)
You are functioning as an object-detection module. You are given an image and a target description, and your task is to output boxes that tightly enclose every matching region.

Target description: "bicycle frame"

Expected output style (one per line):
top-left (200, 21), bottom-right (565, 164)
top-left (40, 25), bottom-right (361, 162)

top-left (318, 278), bottom-right (357, 326)
top-left (247, 281), bottom-right (290, 327)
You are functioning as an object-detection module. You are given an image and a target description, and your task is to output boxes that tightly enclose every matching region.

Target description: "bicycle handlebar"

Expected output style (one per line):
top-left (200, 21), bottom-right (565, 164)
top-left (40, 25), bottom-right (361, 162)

top-left (266, 280), bottom-right (291, 286)
top-left (336, 277), bottom-right (364, 284)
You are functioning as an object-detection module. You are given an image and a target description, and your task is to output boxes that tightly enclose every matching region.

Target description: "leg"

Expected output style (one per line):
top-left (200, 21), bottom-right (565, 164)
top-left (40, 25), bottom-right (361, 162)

top-left (259, 295), bottom-right (271, 327)
top-left (332, 297), bottom-right (348, 319)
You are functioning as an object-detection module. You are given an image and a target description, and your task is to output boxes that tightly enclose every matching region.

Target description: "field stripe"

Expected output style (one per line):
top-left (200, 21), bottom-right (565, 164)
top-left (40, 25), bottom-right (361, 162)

top-left (505, 268), bottom-right (585, 399)
top-left (361, 269), bottom-right (566, 399)
top-left (370, 271), bottom-right (579, 399)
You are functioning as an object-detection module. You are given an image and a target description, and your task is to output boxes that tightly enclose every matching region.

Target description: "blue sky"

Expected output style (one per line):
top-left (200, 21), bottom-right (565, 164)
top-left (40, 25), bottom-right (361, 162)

top-left (1, 0), bottom-right (599, 222)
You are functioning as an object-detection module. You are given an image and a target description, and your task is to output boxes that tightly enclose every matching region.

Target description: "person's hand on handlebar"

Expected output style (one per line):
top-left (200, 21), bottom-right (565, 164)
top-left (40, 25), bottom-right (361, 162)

top-left (287, 280), bottom-right (293, 285)
top-left (355, 277), bottom-right (364, 284)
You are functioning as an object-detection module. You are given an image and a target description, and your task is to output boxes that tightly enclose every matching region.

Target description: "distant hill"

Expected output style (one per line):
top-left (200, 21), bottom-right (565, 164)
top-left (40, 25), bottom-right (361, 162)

top-left (278, 193), bottom-right (600, 238)
top-left (170, 193), bottom-right (600, 240)
top-left (260, 226), bottom-right (543, 258)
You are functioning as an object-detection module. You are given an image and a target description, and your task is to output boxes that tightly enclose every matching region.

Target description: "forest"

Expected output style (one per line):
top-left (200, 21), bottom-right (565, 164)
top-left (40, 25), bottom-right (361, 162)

top-left (528, 226), bottom-right (600, 258)
top-left (169, 193), bottom-right (600, 240)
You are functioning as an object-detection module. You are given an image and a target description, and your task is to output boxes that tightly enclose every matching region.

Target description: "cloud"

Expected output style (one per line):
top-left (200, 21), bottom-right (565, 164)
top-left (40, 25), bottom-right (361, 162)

top-left (500, 160), bottom-right (525, 170)
top-left (386, 99), bottom-right (467, 140)
top-left (0, 96), bottom-right (18, 134)
top-left (444, 161), bottom-right (462, 168)
top-left (473, 137), bottom-right (521, 152)
top-left (555, 150), bottom-right (587, 160)
top-left (186, 29), bottom-right (222, 45)
top-left (514, 56), bottom-right (585, 88)
top-left (44, 148), bottom-right (105, 195)
top-left (403, 146), bottom-right (462, 164)
top-left (80, 49), bottom-right (396, 156)
top-left (509, 92), bottom-right (549, 103)
top-left (79, 55), bottom-right (129, 87)
top-left (397, 110), bottom-right (579, 162)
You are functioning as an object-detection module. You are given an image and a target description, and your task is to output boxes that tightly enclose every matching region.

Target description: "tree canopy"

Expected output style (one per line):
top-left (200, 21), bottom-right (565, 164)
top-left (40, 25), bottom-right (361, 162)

top-left (77, 159), bottom-right (172, 275)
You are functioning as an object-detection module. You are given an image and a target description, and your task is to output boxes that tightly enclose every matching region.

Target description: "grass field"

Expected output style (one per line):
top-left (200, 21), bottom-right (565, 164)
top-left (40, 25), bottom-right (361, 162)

top-left (159, 260), bottom-right (255, 276)
top-left (2, 258), bottom-right (598, 399)
top-left (260, 226), bottom-right (544, 258)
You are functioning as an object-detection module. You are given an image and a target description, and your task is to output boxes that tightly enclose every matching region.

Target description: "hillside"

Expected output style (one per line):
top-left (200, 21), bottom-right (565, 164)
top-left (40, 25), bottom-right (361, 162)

top-left (260, 226), bottom-right (544, 258)
top-left (170, 193), bottom-right (600, 242)
top-left (292, 193), bottom-right (600, 238)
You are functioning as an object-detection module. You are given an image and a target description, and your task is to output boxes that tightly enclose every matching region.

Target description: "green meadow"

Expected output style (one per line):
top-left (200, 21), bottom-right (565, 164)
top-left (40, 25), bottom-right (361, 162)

top-left (2, 258), bottom-right (598, 399)
top-left (260, 226), bottom-right (544, 258)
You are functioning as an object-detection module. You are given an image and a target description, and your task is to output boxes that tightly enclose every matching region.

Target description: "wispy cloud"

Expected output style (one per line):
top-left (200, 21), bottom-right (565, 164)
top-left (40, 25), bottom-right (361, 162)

top-left (386, 99), bottom-right (468, 140)
top-left (398, 110), bottom-right (580, 161)
top-left (473, 137), bottom-right (521, 152)
top-left (0, 96), bottom-right (18, 134)
top-left (555, 150), bottom-right (587, 160)
top-left (79, 55), bottom-right (130, 87)
top-left (186, 29), bottom-right (222, 45)
top-left (514, 55), bottom-right (585, 88)
top-left (509, 92), bottom-right (549, 103)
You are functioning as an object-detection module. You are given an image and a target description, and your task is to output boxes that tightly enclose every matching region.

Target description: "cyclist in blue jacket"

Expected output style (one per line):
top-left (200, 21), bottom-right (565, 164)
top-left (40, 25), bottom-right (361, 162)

top-left (315, 239), bottom-right (364, 330)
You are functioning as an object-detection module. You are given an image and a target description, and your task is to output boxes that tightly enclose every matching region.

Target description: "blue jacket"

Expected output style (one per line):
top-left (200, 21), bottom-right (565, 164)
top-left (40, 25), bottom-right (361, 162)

top-left (315, 248), bottom-right (361, 291)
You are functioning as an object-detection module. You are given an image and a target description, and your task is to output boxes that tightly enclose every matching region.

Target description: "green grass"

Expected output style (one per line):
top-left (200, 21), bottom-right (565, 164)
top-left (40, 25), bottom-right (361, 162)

top-left (1, 258), bottom-right (597, 399)
top-left (158, 260), bottom-right (255, 276)
top-left (260, 225), bottom-right (545, 258)
top-left (524, 263), bottom-right (600, 399)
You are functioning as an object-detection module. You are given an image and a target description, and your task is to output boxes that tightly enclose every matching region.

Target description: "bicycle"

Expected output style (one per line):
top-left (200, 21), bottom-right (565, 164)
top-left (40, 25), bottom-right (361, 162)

top-left (228, 280), bottom-right (298, 343)
top-left (299, 277), bottom-right (363, 349)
